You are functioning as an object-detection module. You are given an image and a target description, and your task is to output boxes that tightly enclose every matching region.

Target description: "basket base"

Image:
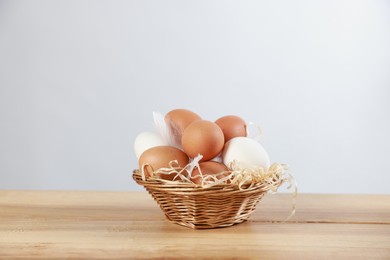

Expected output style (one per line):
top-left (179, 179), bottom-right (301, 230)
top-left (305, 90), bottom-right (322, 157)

top-left (166, 216), bottom-right (248, 229)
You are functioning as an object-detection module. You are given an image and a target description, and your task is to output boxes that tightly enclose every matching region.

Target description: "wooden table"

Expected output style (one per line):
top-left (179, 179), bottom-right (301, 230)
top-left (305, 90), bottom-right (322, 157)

top-left (0, 191), bottom-right (389, 259)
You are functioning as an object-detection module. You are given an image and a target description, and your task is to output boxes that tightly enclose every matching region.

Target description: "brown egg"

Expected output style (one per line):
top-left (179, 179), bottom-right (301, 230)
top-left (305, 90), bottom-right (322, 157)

top-left (138, 146), bottom-right (189, 180)
top-left (215, 115), bottom-right (247, 142)
top-left (181, 120), bottom-right (224, 161)
top-left (165, 109), bottom-right (202, 146)
top-left (191, 161), bottom-right (229, 185)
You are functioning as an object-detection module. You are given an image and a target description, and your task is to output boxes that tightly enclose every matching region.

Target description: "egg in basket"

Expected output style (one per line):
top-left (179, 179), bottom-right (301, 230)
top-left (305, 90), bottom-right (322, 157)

top-left (132, 109), bottom-right (295, 229)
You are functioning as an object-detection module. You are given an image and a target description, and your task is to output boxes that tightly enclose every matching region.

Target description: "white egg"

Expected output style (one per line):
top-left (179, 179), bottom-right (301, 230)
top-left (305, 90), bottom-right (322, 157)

top-left (222, 137), bottom-right (270, 170)
top-left (134, 132), bottom-right (167, 159)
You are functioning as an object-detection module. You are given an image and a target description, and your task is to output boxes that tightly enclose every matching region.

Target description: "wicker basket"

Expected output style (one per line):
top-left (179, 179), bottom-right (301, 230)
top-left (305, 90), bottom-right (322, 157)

top-left (133, 169), bottom-right (282, 229)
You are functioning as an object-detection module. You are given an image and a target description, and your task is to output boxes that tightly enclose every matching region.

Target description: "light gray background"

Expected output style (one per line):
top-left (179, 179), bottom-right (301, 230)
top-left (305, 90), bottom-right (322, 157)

top-left (1, 0), bottom-right (389, 193)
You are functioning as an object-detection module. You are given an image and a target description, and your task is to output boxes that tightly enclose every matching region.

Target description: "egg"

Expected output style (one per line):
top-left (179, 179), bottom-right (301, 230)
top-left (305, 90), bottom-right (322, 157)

top-left (182, 120), bottom-right (225, 161)
top-left (191, 161), bottom-right (229, 185)
top-left (165, 109), bottom-right (202, 146)
top-left (134, 132), bottom-right (168, 159)
top-left (138, 146), bottom-right (189, 180)
top-left (215, 115), bottom-right (247, 142)
top-left (222, 137), bottom-right (270, 170)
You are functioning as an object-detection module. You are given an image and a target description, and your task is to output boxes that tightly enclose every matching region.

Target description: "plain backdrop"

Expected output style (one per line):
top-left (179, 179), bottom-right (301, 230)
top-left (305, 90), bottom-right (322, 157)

top-left (0, 0), bottom-right (389, 193)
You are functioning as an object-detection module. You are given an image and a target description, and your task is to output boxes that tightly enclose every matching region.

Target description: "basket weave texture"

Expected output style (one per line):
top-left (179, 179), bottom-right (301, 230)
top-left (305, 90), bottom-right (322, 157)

top-left (133, 170), bottom-right (281, 229)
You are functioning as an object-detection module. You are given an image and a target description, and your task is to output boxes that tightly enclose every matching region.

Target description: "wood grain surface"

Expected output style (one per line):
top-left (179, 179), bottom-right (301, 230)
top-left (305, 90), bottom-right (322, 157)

top-left (0, 191), bottom-right (389, 259)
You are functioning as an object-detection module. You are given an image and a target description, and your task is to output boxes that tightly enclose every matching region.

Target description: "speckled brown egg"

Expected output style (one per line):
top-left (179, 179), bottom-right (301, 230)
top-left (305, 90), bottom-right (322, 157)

top-left (191, 161), bottom-right (229, 185)
top-left (138, 146), bottom-right (189, 180)
top-left (181, 120), bottom-right (224, 161)
top-left (215, 115), bottom-right (247, 142)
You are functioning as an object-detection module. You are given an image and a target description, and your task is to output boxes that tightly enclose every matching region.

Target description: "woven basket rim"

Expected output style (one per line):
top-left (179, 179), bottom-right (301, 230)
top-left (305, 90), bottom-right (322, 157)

top-left (132, 169), bottom-right (280, 194)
